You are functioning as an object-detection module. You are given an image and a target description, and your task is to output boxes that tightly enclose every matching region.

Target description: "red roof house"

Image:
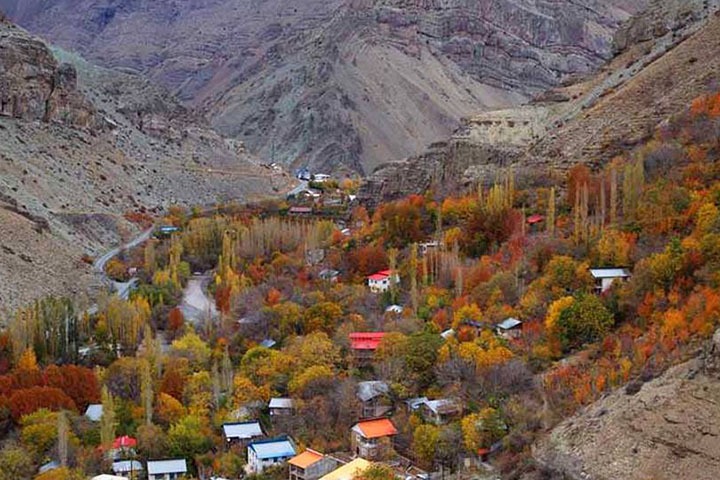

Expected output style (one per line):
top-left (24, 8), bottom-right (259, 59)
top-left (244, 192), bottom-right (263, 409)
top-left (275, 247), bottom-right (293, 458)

top-left (367, 270), bottom-right (399, 293)
top-left (351, 418), bottom-right (398, 460)
top-left (527, 214), bottom-right (545, 225)
top-left (349, 332), bottom-right (386, 365)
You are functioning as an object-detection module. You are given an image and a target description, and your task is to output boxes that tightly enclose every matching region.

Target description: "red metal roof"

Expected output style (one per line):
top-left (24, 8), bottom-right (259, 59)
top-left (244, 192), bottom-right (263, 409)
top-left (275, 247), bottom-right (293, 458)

top-left (527, 214), bottom-right (545, 224)
top-left (349, 332), bottom-right (386, 350)
top-left (367, 270), bottom-right (395, 281)
top-left (112, 436), bottom-right (137, 449)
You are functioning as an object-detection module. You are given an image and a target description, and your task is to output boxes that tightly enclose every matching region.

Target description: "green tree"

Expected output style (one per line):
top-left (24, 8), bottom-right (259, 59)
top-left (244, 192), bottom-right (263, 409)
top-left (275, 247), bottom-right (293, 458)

top-left (354, 463), bottom-right (396, 480)
top-left (413, 424), bottom-right (440, 467)
top-left (556, 293), bottom-right (614, 351)
top-left (0, 443), bottom-right (34, 480)
top-left (167, 415), bottom-right (213, 461)
top-left (100, 386), bottom-right (116, 449)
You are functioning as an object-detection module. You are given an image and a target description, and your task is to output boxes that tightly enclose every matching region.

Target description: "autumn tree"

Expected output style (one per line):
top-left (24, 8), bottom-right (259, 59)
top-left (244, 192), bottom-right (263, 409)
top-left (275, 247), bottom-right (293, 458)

top-left (99, 386), bottom-right (116, 449)
top-left (413, 424), bottom-right (439, 467)
top-left (555, 293), bottom-right (614, 351)
top-left (461, 408), bottom-right (506, 452)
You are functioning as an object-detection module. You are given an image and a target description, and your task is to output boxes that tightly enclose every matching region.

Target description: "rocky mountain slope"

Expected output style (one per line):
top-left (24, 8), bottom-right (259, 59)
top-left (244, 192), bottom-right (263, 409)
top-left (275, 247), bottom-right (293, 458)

top-left (0, 18), bottom-right (281, 313)
top-left (0, 0), bottom-right (648, 174)
top-left (533, 330), bottom-right (720, 480)
top-left (360, 0), bottom-right (720, 204)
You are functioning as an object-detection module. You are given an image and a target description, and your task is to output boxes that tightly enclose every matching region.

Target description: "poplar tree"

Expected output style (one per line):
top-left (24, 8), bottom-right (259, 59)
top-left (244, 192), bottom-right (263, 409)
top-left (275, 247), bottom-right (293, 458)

top-left (57, 410), bottom-right (69, 466)
top-left (547, 187), bottom-right (556, 236)
top-left (100, 386), bottom-right (116, 449)
top-left (409, 243), bottom-right (419, 315)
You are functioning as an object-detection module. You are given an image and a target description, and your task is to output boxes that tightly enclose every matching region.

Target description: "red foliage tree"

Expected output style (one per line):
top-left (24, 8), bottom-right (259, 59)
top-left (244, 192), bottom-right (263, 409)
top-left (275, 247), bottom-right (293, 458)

top-left (44, 365), bottom-right (100, 411)
top-left (168, 307), bottom-right (185, 336)
top-left (8, 386), bottom-right (76, 421)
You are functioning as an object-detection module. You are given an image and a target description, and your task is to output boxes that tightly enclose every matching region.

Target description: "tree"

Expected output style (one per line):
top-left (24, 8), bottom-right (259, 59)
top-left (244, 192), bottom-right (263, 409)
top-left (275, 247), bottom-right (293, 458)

top-left (170, 332), bottom-right (211, 370)
top-left (136, 423), bottom-right (169, 460)
top-left (556, 294), bottom-right (614, 351)
top-left (547, 187), bottom-right (556, 235)
top-left (44, 365), bottom-right (100, 412)
top-left (167, 415), bottom-right (213, 462)
top-left (20, 409), bottom-right (58, 457)
top-left (156, 393), bottom-right (185, 427)
top-left (57, 410), bottom-right (69, 466)
top-left (0, 443), bottom-right (34, 480)
top-left (461, 408), bottom-right (506, 453)
top-left (99, 386), bottom-right (116, 449)
top-left (413, 424), bottom-right (439, 467)
top-left (140, 360), bottom-right (153, 426)
top-left (288, 365), bottom-right (335, 398)
top-left (9, 387), bottom-right (76, 421)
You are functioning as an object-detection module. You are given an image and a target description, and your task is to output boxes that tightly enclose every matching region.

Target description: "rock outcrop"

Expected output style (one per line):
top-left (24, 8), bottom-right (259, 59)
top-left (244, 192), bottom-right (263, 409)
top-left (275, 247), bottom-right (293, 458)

top-left (0, 0), bottom-right (647, 174)
top-left (0, 22), bottom-right (94, 126)
top-left (360, 0), bottom-right (720, 204)
top-left (0, 21), bottom-right (282, 312)
top-left (533, 331), bottom-right (720, 480)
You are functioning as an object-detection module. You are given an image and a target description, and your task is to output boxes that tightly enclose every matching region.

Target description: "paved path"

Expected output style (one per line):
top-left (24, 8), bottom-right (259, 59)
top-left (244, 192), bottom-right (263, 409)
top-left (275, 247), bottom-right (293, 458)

top-left (180, 275), bottom-right (219, 323)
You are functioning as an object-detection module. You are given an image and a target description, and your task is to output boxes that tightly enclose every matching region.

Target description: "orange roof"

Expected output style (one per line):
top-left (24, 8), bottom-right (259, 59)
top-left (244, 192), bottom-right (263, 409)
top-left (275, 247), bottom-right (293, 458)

top-left (353, 418), bottom-right (398, 439)
top-left (289, 449), bottom-right (324, 469)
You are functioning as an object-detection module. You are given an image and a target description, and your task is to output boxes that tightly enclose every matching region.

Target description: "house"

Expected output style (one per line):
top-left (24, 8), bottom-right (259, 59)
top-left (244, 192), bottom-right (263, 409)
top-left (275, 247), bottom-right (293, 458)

top-left (269, 397), bottom-right (294, 416)
top-left (319, 269), bottom-right (340, 283)
top-left (146, 459), bottom-right (187, 480)
top-left (384, 304), bottom-right (403, 315)
top-left (405, 397), bottom-right (429, 413)
top-left (288, 449), bottom-right (338, 480)
top-left (440, 329), bottom-right (455, 340)
top-left (367, 270), bottom-right (399, 293)
top-left (92, 476), bottom-right (128, 480)
top-left (421, 399), bottom-right (463, 424)
top-left (110, 436), bottom-right (137, 460)
top-left (319, 458), bottom-right (370, 480)
top-left (247, 436), bottom-right (297, 474)
top-left (312, 173), bottom-right (331, 183)
top-left (590, 267), bottom-right (631, 293)
top-left (350, 418), bottom-right (398, 460)
top-left (222, 421), bottom-right (265, 446)
top-left (260, 338), bottom-right (277, 349)
top-left (296, 167), bottom-right (311, 181)
top-left (419, 241), bottom-right (439, 256)
top-left (85, 404), bottom-right (103, 422)
top-left (349, 332), bottom-right (386, 365)
top-left (357, 381), bottom-right (392, 419)
top-left (290, 206), bottom-right (313, 216)
top-left (112, 460), bottom-right (143, 478)
top-left (39, 461), bottom-right (60, 475)
top-left (155, 225), bottom-right (181, 238)
top-left (496, 318), bottom-right (523, 339)
top-left (527, 214), bottom-right (545, 227)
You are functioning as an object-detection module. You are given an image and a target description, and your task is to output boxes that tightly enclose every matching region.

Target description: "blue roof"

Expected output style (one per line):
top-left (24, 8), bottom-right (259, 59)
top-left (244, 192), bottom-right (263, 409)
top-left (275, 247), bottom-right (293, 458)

top-left (249, 437), bottom-right (296, 459)
top-left (260, 339), bottom-right (277, 348)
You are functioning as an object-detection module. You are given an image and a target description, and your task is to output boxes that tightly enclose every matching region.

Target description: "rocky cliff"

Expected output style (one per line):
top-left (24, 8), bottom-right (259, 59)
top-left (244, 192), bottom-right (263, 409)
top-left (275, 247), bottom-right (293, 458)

top-left (0, 0), bottom-right (647, 174)
top-left (0, 20), bottom-right (281, 312)
top-left (533, 331), bottom-right (720, 480)
top-left (360, 0), bottom-right (720, 204)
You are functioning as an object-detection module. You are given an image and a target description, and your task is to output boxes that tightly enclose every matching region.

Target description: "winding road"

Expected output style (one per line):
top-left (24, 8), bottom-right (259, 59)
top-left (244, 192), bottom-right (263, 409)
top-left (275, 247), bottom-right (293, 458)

top-left (92, 226), bottom-right (154, 303)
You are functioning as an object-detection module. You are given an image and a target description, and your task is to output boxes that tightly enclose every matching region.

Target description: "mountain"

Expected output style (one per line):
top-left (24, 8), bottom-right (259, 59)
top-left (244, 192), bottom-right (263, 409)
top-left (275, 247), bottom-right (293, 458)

top-left (533, 330), bottom-right (720, 480)
top-left (360, 0), bottom-right (720, 204)
top-left (0, 0), bottom-right (648, 174)
top-left (0, 17), bottom-right (280, 312)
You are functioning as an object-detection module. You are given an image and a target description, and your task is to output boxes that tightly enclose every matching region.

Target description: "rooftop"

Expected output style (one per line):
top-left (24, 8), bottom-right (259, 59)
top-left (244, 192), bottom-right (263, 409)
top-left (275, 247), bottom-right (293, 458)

top-left (269, 397), bottom-right (294, 409)
top-left (349, 332), bottom-right (386, 351)
top-left (424, 399), bottom-right (462, 415)
top-left (352, 418), bottom-right (398, 439)
top-left (147, 459), bottom-right (187, 475)
top-left (497, 317), bottom-right (522, 330)
top-left (368, 269), bottom-right (393, 281)
top-left (222, 421), bottom-right (264, 440)
top-left (85, 404), bottom-right (103, 422)
top-left (112, 460), bottom-right (143, 473)
top-left (590, 267), bottom-right (631, 279)
top-left (248, 437), bottom-right (296, 460)
top-left (288, 449), bottom-right (324, 469)
top-left (319, 458), bottom-right (370, 480)
top-left (357, 381), bottom-right (390, 402)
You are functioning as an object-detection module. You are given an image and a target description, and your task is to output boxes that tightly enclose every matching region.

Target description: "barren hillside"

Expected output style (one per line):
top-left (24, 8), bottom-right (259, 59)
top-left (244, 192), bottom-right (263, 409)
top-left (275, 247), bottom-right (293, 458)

top-left (0, 20), bottom-right (281, 312)
top-left (0, 0), bottom-right (647, 173)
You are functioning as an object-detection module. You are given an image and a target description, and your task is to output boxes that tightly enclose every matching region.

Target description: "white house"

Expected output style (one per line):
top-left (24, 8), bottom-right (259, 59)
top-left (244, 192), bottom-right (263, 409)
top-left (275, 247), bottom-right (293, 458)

top-left (112, 460), bottom-right (143, 478)
top-left (222, 421), bottom-right (265, 445)
top-left (367, 270), bottom-right (399, 293)
top-left (146, 459), bottom-right (187, 480)
top-left (85, 404), bottom-right (103, 422)
top-left (385, 304), bottom-right (403, 315)
top-left (269, 397), bottom-right (294, 416)
top-left (496, 318), bottom-right (523, 339)
top-left (590, 268), bottom-right (631, 293)
top-left (312, 174), bottom-right (331, 183)
top-left (247, 437), bottom-right (297, 473)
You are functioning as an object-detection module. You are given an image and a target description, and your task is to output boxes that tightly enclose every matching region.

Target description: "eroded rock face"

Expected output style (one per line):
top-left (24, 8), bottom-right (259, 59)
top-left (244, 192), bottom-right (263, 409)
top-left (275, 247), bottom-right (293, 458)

top-left (533, 331), bottom-right (720, 480)
top-left (0, 23), bottom-right (94, 126)
top-left (0, 0), bottom-right (647, 173)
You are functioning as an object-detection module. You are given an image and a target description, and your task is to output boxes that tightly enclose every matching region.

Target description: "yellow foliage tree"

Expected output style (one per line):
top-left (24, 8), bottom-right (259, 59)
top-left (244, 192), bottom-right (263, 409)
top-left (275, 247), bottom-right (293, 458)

top-left (545, 296), bottom-right (575, 333)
